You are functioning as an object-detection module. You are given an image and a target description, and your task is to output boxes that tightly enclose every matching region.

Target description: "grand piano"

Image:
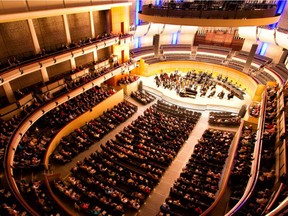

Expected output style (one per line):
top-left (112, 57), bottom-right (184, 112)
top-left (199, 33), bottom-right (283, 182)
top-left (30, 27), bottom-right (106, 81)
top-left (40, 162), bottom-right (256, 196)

top-left (179, 88), bottom-right (197, 98)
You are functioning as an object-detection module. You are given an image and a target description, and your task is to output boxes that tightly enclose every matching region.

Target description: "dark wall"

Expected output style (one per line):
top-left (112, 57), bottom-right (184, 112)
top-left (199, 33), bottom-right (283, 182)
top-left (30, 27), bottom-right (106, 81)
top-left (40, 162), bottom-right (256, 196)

top-left (75, 52), bottom-right (93, 66)
top-left (0, 85), bottom-right (5, 98)
top-left (10, 70), bottom-right (43, 91)
top-left (47, 60), bottom-right (71, 79)
top-left (34, 16), bottom-right (67, 52)
top-left (97, 47), bottom-right (111, 60)
top-left (0, 20), bottom-right (34, 61)
top-left (68, 12), bottom-right (91, 42)
top-left (93, 10), bottom-right (109, 36)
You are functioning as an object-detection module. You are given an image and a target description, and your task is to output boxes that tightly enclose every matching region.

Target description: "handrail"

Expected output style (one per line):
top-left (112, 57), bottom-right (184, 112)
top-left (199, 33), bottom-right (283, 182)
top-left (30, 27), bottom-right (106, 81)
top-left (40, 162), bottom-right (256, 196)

top-left (0, 34), bottom-right (133, 85)
top-left (226, 89), bottom-right (267, 215)
top-left (43, 173), bottom-right (74, 216)
top-left (3, 60), bottom-right (135, 215)
top-left (202, 121), bottom-right (244, 215)
top-left (266, 196), bottom-right (288, 216)
top-left (264, 183), bottom-right (284, 213)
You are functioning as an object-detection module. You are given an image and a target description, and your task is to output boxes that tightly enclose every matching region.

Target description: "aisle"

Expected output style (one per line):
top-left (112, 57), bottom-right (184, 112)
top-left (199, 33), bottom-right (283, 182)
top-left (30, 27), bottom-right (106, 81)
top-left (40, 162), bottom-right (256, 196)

top-left (133, 111), bottom-right (210, 216)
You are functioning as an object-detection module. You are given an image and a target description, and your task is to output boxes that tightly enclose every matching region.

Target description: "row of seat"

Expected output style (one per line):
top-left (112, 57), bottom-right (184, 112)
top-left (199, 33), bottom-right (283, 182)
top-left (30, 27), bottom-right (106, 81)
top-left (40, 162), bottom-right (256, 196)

top-left (160, 128), bottom-right (234, 216)
top-left (53, 103), bottom-right (199, 215)
top-left (51, 101), bottom-right (138, 164)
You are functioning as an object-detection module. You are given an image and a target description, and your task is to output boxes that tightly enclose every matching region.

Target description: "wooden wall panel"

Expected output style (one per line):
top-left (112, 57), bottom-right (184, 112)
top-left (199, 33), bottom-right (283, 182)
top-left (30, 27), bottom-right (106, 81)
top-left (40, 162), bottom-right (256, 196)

top-left (10, 70), bottom-right (43, 91)
top-left (34, 16), bottom-right (67, 51)
top-left (47, 60), bottom-right (71, 79)
top-left (68, 12), bottom-right (91, 42)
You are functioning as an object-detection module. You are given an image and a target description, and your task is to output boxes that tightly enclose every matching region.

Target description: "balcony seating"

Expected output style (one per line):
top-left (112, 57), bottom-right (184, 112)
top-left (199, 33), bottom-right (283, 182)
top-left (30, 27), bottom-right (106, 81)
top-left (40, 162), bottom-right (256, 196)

top-left (266, 64), bottom-right (288, 81)
top-left (130, 46), bottom-right (155, 61)
top-left (161, 44), bottom-right (192, 55)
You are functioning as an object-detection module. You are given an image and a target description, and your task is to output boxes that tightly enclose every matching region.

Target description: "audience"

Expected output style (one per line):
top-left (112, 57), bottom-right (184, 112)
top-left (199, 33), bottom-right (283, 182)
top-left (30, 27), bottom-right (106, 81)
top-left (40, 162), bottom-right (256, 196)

top-left (52, 101), bottom-right (138, 163)
top-left (17, 179), bottom-right (64, 216)
top-left (13, 86), bottom-right (116, 168)
top-left (0, 187), bottom-right (28, 216)
top-left (54, 101), bottom-right (201, 215)
top-left (209, 111), bottom-right (241, 127)
top-left (160, 128), bottom-right (234, 215)
top-left (131, 90), bottom-right (156, 105)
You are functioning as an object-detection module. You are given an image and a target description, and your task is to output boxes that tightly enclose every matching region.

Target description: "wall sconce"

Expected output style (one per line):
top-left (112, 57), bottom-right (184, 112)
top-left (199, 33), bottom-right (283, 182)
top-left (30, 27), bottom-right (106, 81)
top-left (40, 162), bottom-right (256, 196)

top-left (111, 72), bottom-right (113, 76)
top-left (82, 49), bottom-right (84, 54)
top-left (29, 120), bottom-right (33, 125)
top-left (104, 42), bottom-right (106, 47)
top-left (92, 83), bottom-right (94, 87)
top-left (39, 62), bottom-right (42, 68)
top-left (55, 101), bottom-right (58, 105)
top-left (19, 68), bottom-right (24, 75)
top-left (96, 45), bottom-right (98, 49)
top-left (71, 52), bottom-right (74, 57)
top-left (67, 95), bottom-right (70, 99)
top-left (19, 133), bottom-right (22, 136)
top-left (104, 76), bottom-right (106, 80)
top-left (42, 110), bottom-right (45, 114)
top-left (82, 87), bottom-right (85, 92)
top-left (53, 58), bottom-right (57, 63)
top-left (0, 77), bottom-right (3, 83)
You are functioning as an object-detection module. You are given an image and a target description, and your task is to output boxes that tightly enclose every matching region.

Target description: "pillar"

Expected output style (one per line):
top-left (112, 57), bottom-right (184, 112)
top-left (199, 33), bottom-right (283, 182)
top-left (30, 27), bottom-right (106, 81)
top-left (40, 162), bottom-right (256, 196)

top-left (153, 34), bottom-right (160, 57)
top-left (89, 10), bottom-right (95, 38)
top-left (93, 50), bottom-right (98, 62)
top-left (110, 6), bottom-right (130, 62)
top-left (70, 58), bottom-right (76, 70)
top-left (3, 83), bottom-right (15, 103)
top-left (278, 49), bottom-right (288, 64)
top-left (63, 14), bottom-right (71, 44)
top-left (27, 19), bottom-right (41, 54)
top-left (242, 44), bottom-right (258, 74)
top-left (41, 67), bottom-right (49, 83)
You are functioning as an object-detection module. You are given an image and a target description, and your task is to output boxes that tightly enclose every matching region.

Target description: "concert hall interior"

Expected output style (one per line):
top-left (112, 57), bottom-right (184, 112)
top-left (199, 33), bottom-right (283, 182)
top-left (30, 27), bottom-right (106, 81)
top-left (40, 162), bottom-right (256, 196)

top-left (0, 0), bottom-right (288, 216)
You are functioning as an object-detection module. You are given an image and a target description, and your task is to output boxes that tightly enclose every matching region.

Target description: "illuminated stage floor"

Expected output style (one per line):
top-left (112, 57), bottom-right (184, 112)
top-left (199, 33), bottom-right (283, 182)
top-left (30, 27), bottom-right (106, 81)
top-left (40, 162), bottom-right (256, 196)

top-left (140, 75), bottom-right (252, 113)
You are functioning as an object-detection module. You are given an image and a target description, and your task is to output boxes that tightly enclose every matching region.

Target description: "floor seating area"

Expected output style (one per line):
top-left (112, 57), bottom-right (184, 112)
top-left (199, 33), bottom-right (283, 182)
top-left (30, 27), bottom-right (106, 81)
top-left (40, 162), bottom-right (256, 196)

top-left (160, 128), bottom-right (234, 216)
top-left (53, 101), bottom-right (201, 215)
top-left (130, 90), bottom-right (156, 105)
top-left (208, 111), bottom-right (241, 127)
top-left (52, 101), bottom-right (138, 164)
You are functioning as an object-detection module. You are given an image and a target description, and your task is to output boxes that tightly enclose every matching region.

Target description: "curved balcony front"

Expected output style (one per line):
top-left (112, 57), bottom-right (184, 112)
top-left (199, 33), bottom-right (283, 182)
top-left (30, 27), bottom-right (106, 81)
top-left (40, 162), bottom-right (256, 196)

top-left (139, 5), bottom-right (280, 27)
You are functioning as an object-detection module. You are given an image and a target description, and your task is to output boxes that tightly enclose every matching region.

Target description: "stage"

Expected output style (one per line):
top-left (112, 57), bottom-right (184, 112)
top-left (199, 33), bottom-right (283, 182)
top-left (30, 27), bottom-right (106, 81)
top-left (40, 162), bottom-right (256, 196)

top-left (139, 75), bottom-right (252, 113)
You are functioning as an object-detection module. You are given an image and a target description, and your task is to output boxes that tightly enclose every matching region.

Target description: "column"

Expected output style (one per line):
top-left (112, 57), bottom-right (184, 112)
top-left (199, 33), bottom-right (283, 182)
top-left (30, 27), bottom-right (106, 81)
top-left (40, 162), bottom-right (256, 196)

top-left (153, 34), bottom-right (160, 57)
top-left (70, 58), bottom-right (76, 70)
top-left (242, 44), bottom-right (258, 74)
top-left (41, 67), bottom-right (49, 83)
top-left (89, 10), bottom-right (95, 38)
top-left (278, 49), bottom-right (288, 64)
top-left (63, 14), bottom-right (71, 44)
top-left (27, 19), bottom-right (41, 54)
top-left (93, 50), bottom-right (98, 62)
top-left (3, 83), bottom-right (15, 103)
